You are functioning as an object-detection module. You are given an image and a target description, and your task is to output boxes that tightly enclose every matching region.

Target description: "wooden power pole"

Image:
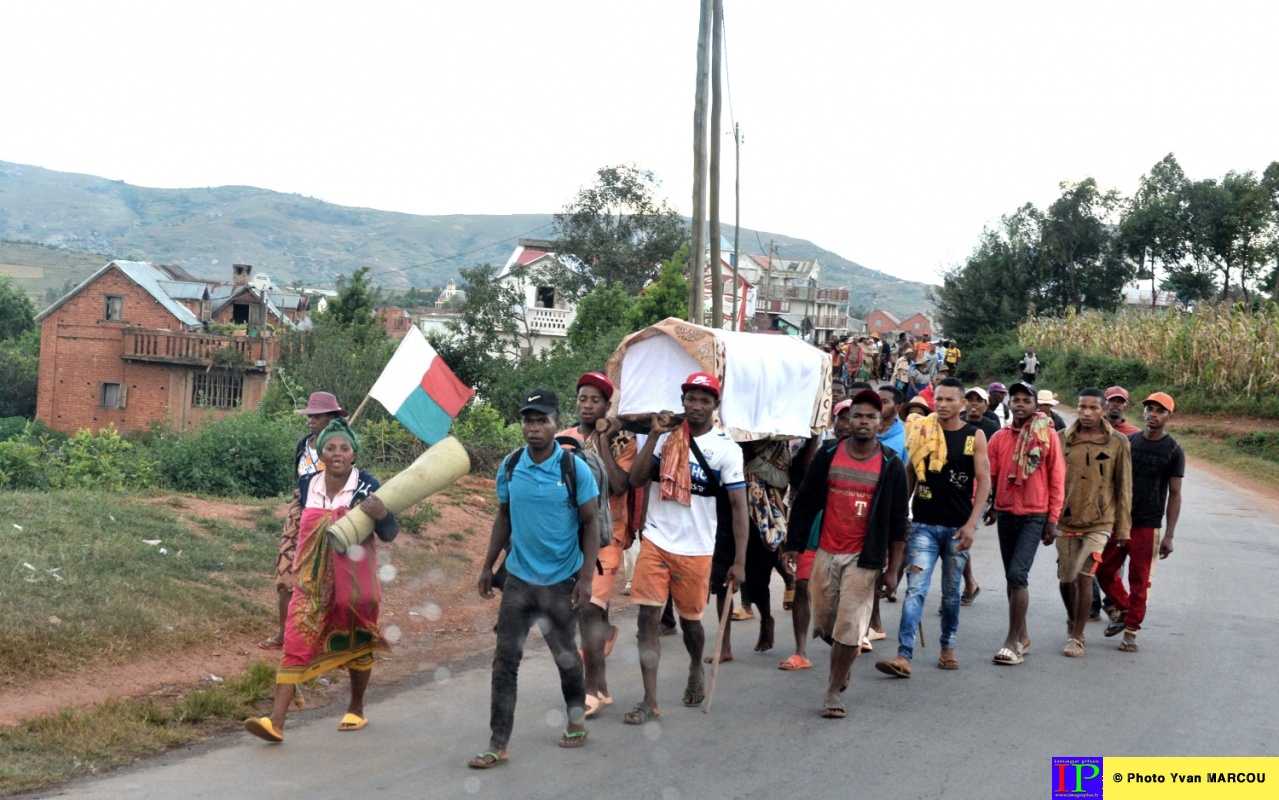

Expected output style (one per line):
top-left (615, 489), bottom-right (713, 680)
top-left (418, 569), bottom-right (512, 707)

top-left (731, 122), bottom-right (741, 330)
top-left (709, 0), bottom-right (724, 329)
top-left (689, 0), bottom-right (712, 324)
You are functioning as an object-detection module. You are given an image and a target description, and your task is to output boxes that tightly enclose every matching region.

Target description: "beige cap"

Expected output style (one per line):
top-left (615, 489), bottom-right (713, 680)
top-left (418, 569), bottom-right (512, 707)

top-left (1036, 389), bottom-right (1057, 406)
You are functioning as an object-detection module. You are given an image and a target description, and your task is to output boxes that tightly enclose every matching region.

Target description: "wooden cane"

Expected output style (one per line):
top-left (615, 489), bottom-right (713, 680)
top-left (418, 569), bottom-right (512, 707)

top-left (703, 579), bottom-right (736, 715)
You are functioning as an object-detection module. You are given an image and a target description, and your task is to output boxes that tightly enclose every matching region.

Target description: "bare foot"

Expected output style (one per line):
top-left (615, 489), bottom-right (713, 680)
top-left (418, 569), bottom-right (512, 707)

top-left (703, 651), bottom-right (733, 664)
top-left (755, 617), bottom-right (775, 652)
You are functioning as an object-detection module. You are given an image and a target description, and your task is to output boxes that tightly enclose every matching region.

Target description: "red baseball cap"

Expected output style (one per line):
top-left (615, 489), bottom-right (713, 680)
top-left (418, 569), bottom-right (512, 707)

top-left (681, 372), bottom-right (721, 398)
top-left (576, 372), bottom-right (614, 401)
top-left (1104, 386), bottom-right (1130, 401)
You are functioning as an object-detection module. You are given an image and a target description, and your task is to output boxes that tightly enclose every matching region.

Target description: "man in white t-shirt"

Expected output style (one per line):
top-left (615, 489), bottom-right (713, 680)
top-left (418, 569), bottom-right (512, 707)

top-left (623, 372), bottom-right (747, 725)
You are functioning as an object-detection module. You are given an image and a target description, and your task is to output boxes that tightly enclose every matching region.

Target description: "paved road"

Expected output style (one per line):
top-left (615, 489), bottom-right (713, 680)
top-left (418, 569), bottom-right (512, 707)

top-left (43, 452), bottom-right (1279, 799)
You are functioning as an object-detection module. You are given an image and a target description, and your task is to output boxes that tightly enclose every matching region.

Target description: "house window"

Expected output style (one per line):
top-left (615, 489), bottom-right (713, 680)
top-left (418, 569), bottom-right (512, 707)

top-left (100, 382), bottom-right (123, 408)
top-left (914, 322), bottom-right (921, 330)
top-left (232, 303), bottom-right (250, 324)
top-left (536, 286), bottom-right (555, 309)
top-left (104, 295), bottom-right (124, 321)
top-left (875, 319), bottom-right (882, 327)
top-left (192, 369), bottom-right (243, 409)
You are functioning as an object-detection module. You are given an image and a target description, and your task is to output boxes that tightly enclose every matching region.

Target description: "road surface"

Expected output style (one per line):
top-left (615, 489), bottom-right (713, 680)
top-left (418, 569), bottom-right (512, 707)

top-left (41, 450), bottom-right (1279, 799)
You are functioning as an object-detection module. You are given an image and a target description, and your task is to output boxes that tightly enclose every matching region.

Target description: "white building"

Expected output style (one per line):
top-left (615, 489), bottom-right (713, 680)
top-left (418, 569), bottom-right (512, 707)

top-left (495, 238), bottom-right (580, 356)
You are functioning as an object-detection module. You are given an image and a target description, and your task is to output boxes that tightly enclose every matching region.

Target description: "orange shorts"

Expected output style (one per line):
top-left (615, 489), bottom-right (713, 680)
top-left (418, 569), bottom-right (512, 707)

top-left (590, 542), bottom-right (624, 609)
top-left (795, 550), bottom-right (816, 582)
top-left (631, 539), bottom-right (711, 620)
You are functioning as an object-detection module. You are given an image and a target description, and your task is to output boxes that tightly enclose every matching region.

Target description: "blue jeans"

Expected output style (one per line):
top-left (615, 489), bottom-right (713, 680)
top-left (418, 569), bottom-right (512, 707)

top-left (896, 522), bottom-right (969, 660)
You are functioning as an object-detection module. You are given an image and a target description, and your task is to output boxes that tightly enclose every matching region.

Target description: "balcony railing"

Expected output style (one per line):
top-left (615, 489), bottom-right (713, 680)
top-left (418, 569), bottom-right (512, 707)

top-left (122, 328), bottom-right (277, 370)
top-left (526, 306), bottom-right (574, 335)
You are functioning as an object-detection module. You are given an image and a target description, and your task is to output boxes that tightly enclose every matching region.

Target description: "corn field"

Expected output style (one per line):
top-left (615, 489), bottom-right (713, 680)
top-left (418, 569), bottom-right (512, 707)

top-left (1020, 305), bottom-right (1279, 398)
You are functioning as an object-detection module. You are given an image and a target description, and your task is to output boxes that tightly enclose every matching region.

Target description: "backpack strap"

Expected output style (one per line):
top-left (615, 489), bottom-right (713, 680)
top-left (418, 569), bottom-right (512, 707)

top-left (688, 434), bottom-right (722, 496)
top-left (503, 447), bottom-right (525, 486)
top-left (560, 448), bottom-right (578, 510)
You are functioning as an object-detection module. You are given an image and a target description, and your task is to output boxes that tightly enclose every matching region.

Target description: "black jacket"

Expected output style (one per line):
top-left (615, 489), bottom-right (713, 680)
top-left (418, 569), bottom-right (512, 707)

top-left (785, 439), bottom-right (910, 570)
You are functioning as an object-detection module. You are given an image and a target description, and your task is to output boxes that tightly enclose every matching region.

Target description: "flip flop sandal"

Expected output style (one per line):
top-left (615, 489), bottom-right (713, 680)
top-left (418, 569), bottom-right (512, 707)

top-left (338, 713), bottom-right (367, 731)
top-left (1104, 620), bottom-right (1126, 637)
top-left (682, 680), bottom-right (705, 707)
top-left (938, 655), bottom-right (959, 670)
top-left (821, 699), bottom-right (847, 719)
top-left (1063, 638), bottom-right (1085, 658)
top-left (992, 647), bottom-right (1024, 665)
top-left (867, 629), bottom-right (887, 642)
top-left (467, 752), bottom-right (508, 769)
top-left (244, 717), bottom-right (284, 743)
top-left (583, 692), bottom-right (613, 719)
top-left (257, 637), bottom-right (283, 650)
top-left (859, 637), bottom-right (873, 652)
top-left (558, 729), bottom-right (588, 748)
top-left (731, 607), bottom-right (754, 621)
top-left (961, 586), bottom-right (981, 605)
top-left (875, 656), bottom-right (911, 678)
top-left (623, 702), bottom-right (660, 725)
top-left (778, 654), bottom-right (813, 671)
top-left (1119, 637), bottom-right (1139, 652)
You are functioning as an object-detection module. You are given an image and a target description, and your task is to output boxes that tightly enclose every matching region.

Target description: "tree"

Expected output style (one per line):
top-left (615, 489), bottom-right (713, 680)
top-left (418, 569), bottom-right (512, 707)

top-left (1183, 172), bottom-right (1276, 302)
top-left (624, 245), bottom-right (690, 331)
top-left (428, 263), bottom-right (527, 397)
top-left (0, 277), bottom-right (37, 341)
top-left (567, 281), bottom-right (635, 353)
top-left (930, 205), bottom-right (1044, 343)
top-left (552, 164), bottom-right (689, 297)
top-left (1120, 154), bottom-right (1189, 307)
top-left (0, 328), bottom-right (39, 418)
top-left (1039, 178), bottom-right (1127, 314)
top-left (322, 266), bottom-right (382, 344)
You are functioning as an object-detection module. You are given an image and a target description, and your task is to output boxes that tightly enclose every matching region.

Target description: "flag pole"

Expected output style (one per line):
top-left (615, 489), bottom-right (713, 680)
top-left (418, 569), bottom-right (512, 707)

top-left (346, 393), bottom-right (372, 426)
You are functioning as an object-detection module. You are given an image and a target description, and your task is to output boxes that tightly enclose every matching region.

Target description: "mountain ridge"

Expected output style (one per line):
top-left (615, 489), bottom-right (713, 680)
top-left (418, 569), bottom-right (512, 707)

top-left (0, 159), bottom-right (933, 315)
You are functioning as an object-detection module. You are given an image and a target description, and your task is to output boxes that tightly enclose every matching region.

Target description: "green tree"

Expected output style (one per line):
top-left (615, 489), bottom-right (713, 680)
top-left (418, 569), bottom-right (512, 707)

top-left (0, 327), bottom-right (40, 418)
top-left (1039, 178), bottom-right (1127, 314)
top-left (0, 277), bottom-right (37, 341)
top-left (624, 245), bottom-right (690, 331)
top-left (567, 281), bottom-right (635, 352)
top-left (930, 205), bottom-right (1044, 343)
top-left (552, 164), bottom-right (689, 296)
top-left (1120, 154), bottom-right (1190, 307)
top-left (321, 266), bottom-right (382, 344)
top-left (1184, 172), bottom-right (1275, 302)
top-left (428, 263), bottom-right (526, 397)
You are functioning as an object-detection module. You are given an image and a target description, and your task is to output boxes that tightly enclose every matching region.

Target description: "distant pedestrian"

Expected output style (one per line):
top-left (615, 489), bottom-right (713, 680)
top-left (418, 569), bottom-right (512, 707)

top-left (1103, 386), bottom-right (1142, 435)
top-left (785, 390), bottom-right (909, 717)
top-left (892, 353), bottom-right (911, 392)
top-left (1019, 347), bottom-right (1040, 385)
top-left (469, 388), bottom-right (600, 768)
top-left (1056, 388), bottom-right (1131, 659)
top-left (1097, 392), bottom-right (1183, 653)
top-left (988, 382), bottom-right (1012, 425)
top-left (875, 378), bottom-right (991, 677)
top-left (983, 382), bottom-right (1064, 666)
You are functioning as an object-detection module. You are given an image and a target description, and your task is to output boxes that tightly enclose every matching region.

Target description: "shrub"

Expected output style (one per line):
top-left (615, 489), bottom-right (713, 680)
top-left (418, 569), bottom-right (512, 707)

top-left (1232, 431), bottom-right (1279, 463)
top-left (54, 427), bottom-right (156, 491)
top-left (453, 402), bottom-right (523, 476)
top-left (155, 412), bottom-right (303, 497)
top-left (0, 440), bottom-right (48, 489)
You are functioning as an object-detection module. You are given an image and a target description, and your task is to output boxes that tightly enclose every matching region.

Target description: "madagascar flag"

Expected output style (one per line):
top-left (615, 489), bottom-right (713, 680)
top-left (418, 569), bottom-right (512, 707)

top-left (368, 326), bottom-right (474, 444)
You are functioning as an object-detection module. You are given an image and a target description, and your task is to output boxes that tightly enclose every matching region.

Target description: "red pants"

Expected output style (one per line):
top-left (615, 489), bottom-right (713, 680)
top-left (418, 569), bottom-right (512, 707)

top-left (1096, 527), bottom-right (1159, 632)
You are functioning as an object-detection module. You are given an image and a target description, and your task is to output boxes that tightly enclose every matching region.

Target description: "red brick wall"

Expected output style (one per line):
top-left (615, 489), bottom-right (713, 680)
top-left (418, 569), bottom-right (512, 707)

top-left (36, 266), bottom-right (272, 435)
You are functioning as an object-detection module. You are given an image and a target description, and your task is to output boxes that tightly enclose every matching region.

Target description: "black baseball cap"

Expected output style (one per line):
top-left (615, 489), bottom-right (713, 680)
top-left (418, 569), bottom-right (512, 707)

top-left (518, 387), bottom-right (559, 416)
top-left (1007, 381), bottom-right (1037, 398)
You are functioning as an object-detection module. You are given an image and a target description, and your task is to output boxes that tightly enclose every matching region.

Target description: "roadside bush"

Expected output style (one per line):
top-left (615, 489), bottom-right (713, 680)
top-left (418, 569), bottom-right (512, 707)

top-left (0, 440), bottom-right (48, 489)
top-left (357, 418), bottom-right (427, 468)
top-left (54, 427), bottom-right (156, 490)
top-left (1231, 431), bottom-right (1279, 464)
top-left (453, 402), bottom-right (523, 476)
top-left (155, 412), bottom-right (302, 497)
top-left (954, 330), bottom-right (1022, 385)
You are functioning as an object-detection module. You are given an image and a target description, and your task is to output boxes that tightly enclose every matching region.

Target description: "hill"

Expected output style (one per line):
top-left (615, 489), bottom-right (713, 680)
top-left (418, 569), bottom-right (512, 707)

top-left (0, 159), bottom-right (934, 315)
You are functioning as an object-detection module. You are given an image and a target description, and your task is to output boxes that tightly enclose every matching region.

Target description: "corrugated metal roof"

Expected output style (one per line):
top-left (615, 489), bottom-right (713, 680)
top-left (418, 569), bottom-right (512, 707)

top-left (157, 281), bottom-right (209, 301)
top-left (34, 260), bottom-right (202, 328)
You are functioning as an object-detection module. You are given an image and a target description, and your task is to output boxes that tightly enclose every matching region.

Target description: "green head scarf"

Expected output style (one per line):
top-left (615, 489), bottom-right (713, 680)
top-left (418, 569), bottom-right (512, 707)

top-left (316, 418), bottom-right (360, 460)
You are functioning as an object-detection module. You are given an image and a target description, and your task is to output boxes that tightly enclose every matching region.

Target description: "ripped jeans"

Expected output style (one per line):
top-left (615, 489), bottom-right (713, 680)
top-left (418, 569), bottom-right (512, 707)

top-left (896, 523), bottom-right (969, 660)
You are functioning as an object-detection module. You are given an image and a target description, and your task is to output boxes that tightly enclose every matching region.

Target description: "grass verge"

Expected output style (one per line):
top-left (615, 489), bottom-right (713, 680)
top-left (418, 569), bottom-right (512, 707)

top-left (0, 660), bottom-right (276, 795)
top-left (0, 490), bottom-right (279, 687)
top-left (1174, 428), bottom-right (1279, 491)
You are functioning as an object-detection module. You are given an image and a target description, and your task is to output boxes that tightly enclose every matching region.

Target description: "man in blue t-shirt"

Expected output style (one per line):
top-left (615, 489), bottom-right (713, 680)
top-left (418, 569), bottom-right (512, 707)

top-left (471, 388), bottom-right (600, 770)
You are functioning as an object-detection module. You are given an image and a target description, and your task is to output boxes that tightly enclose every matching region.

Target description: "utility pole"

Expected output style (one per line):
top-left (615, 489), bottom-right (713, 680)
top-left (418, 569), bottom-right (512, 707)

top-left (709, 0), bottom-right (724, 329)
top-left (731, 122), bottom-right (741, 330)
top-left (689, 0), bottom-right (711, 324)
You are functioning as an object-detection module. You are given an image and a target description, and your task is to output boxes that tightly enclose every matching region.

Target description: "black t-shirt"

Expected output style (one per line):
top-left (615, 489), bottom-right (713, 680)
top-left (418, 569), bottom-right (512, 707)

top-left (973, 414), bottom-right (1001, 441)
top-left (912, 423), bottom-right (979, 526)
top-left (1127, 432), bottom-right (1185, 528)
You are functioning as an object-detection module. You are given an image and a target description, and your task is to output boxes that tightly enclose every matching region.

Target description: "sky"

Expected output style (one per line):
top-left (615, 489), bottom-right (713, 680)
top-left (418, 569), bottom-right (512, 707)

top-left (2, 1), bottom-right (1277, 287)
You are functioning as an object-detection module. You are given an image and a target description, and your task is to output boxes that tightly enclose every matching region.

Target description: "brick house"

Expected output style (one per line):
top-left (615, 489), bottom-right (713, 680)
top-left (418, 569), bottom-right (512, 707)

top-left (899, 312), bottom-right (934, 338)
top-left (34, 261), bottom-right (303, 435)
top-left (867, 309), bottom-right (902, 336)
top-left (377, 306), bottom-right (414, 339)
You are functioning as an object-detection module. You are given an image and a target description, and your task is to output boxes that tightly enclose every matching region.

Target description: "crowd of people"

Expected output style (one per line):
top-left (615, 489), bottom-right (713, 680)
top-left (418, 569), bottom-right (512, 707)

top-left (243, 349), bottom-right (1184, 772)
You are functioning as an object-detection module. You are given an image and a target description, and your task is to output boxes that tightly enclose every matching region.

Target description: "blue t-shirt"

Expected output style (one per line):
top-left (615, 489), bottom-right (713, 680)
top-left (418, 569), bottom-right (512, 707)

top-left (496, 446), bottom-right (599, 585)
top-left (878, 418), bottom-right (908, 461)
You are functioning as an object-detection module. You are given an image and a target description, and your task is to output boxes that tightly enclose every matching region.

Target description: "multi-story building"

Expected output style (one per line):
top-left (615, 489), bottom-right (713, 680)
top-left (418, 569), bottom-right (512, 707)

top-left (735, 254), bottom-right (849, 342)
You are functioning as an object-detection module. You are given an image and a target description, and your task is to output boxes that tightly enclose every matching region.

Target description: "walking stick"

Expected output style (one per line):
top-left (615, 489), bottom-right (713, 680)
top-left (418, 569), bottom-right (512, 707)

top-left (703, 579), bottom-right (736, 715)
